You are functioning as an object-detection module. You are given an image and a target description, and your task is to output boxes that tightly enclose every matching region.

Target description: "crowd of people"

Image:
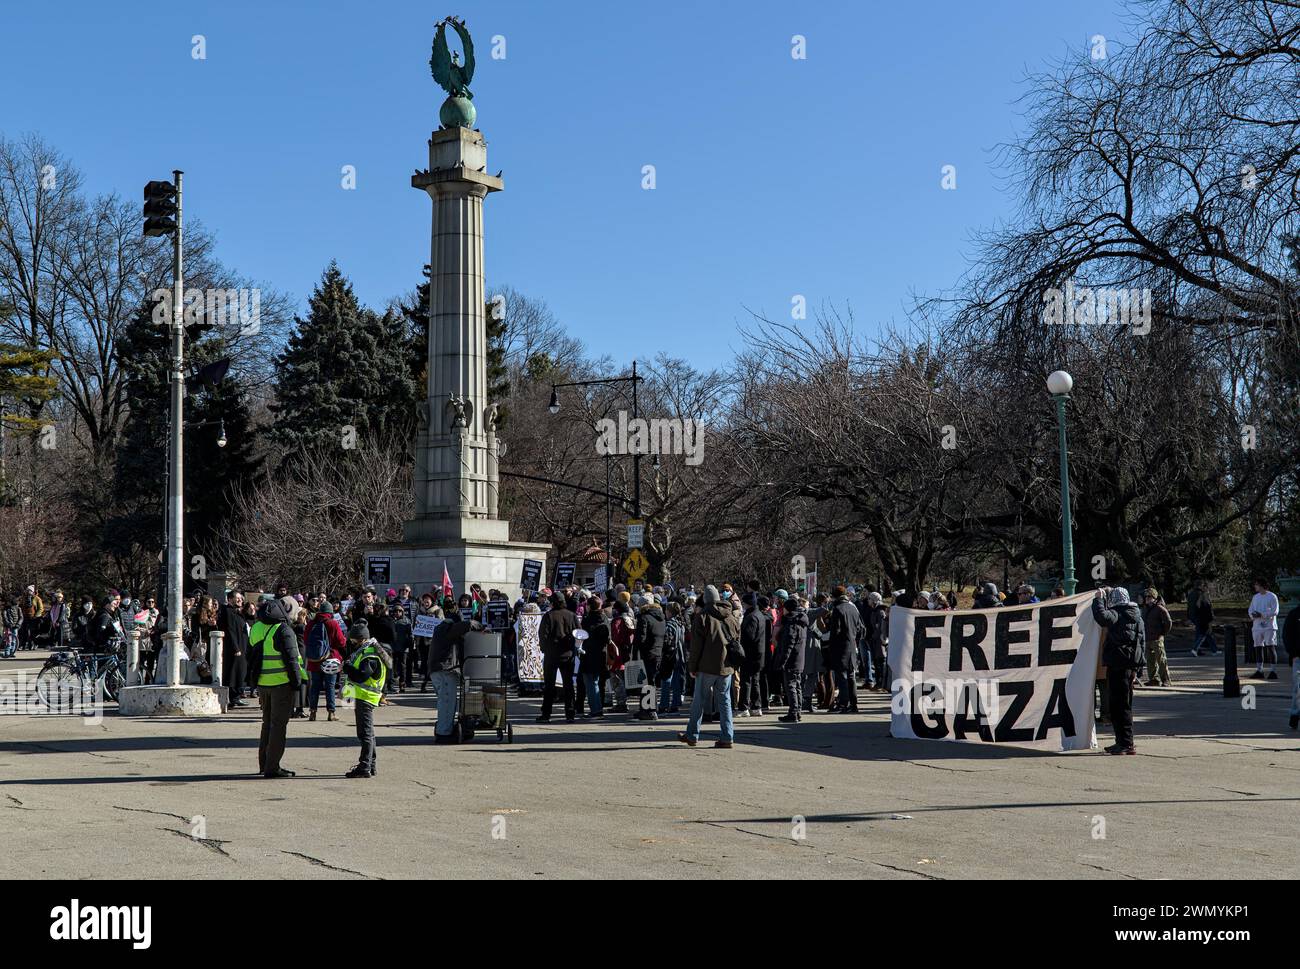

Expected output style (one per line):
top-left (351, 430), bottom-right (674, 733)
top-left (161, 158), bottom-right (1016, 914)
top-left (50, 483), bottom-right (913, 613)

top-left (3, 573), bottom-right (1297, 771)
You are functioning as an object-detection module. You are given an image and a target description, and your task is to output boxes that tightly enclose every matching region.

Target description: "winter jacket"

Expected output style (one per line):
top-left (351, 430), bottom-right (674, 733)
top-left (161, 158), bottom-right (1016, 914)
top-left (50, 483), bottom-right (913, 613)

top-left (659, 616), bottom-right (686, 682)
top-left (634, 605), bottom-right (666, 663)
top-left (21, 594), bottom-right (44, 620)
top-left (303, 614), bottom-right (346, 672)
top-left (688, 602), bottom-right (740, 677)
top-left (1091, 597), bottom-right (1146, 671)
top-left (610, 611), bottom-right (635, 669)
top-left (862, 603), bottom-right (888, 649)
top-left (824, 596), bottom-right (864, 672)
top-left (429, 611), bottom-right (477, 672)
top-left (1283, 607), bottom-right (1300, 663)
top-left (1141, 601), bottom-right (1172, 642)
top-left (1190, 594), bottom-right (1214, 631)
top-left (246, 598), bottom-right (305, 690)
top-left (218, 603), bottom-right (251, 658)
top-left (92, 607), bottom-right (122, 650)
top-left (539, 605), bottom-right (578, 659)
top-left (773, 608), bottom-right (809, 674)
top-left (344, 638), bottom-right (393, 698)
top-left (391, 617), bottom-right (413, 654)
top-left (739, 608), bottom-right (767, 672)
top-left (71, 607), bottom-right (94, 648)
top-left (367, 611), bottom-right (395, 647)
top-left (580, 610), bottom-right (611, 676)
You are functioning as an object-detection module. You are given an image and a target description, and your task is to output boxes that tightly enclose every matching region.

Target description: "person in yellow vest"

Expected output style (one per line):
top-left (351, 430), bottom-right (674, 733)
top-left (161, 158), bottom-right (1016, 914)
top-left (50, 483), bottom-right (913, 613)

top-left (246, 595), bottom-right (305, 778)
top-left (342, 620), bottom-right (392, 778)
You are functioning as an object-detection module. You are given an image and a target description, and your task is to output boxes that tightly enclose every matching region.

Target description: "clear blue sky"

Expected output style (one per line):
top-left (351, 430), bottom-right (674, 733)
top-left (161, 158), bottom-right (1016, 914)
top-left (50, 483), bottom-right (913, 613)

top-left (1, 0), bottom-right (1131, 363)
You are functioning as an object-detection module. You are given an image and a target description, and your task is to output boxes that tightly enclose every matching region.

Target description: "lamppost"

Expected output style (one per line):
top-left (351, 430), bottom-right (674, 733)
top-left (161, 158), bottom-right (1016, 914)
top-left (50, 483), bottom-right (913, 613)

top-left (548, 358), bottom-right (644, 541)
top-left (1047, 370), bottom-right (1077, 594)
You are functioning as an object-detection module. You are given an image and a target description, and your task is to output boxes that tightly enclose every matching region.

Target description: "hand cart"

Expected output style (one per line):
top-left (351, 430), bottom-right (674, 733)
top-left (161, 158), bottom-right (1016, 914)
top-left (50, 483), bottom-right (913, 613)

top-left (457, 631), bottom-right (513, 743)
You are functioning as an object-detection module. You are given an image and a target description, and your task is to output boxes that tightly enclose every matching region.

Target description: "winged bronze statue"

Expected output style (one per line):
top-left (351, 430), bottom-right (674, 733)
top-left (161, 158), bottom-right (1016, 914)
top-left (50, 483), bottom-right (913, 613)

top-left (430, 17), bottom-right (475, 100)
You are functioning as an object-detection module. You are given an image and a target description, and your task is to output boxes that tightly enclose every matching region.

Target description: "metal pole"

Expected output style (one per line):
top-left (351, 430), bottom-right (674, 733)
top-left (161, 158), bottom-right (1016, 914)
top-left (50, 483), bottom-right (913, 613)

top-left (631, 359), bottom-right (641, 520)
top-left (165, 169), bottom-right (185, 685)
top-left (605, 453), bottom-right (612, 592)
top-left (1222, 624), bottom-right (1240, 698)
top-left (126, 628), bottom-right (140, 687)
top-left (208, 629), bottom-right (224, 688)
top-left (1054, 394), bottom-right (1077, 595)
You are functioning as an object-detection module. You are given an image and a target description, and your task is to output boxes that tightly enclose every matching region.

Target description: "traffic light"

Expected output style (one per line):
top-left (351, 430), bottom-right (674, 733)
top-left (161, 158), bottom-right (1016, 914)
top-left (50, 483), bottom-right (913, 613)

top-left (142, 180), bottom-right (177, 237)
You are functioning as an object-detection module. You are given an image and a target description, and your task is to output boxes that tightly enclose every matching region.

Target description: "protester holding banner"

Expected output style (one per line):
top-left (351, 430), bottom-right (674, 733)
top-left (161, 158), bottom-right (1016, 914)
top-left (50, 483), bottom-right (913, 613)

top-left (414, 593), bottom-right (440, 691)
top-left (889, 590), bottom-right (1103, 751)
top-left (1092, 587), bottom-right (1146, 755)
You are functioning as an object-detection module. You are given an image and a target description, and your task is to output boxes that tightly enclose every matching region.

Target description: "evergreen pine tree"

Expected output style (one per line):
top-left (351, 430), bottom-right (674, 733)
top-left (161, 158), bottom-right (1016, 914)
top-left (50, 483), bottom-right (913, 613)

top-left (105, 300), bottom-right (262, 576)
top-left (0, 300), bottom-right (59, 499)
top-left (273, 262), bottom-right (420, 449)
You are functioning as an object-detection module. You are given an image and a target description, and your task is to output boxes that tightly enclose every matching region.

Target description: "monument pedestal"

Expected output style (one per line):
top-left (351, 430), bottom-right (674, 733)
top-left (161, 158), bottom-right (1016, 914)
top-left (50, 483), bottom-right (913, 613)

top-left (362, 533), bottom-right (549, 598)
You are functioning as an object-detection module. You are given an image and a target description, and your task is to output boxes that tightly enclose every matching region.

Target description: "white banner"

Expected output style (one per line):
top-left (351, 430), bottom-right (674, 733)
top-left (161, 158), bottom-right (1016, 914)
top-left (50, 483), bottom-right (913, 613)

top-left (887, 591), bottom-right (1102, 751)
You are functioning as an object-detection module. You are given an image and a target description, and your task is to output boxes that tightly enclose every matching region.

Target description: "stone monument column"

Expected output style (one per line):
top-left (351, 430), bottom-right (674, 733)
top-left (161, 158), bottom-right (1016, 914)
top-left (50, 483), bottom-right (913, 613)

top-left (406, 127), bottom-right (504, 542)
top-left (361, 15), bottom-right (549, 595)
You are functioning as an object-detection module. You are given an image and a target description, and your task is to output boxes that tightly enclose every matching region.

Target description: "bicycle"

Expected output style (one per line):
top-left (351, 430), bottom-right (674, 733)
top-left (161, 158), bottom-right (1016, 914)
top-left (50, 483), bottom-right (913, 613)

top-left (35, 642), bottom-right (128, 712)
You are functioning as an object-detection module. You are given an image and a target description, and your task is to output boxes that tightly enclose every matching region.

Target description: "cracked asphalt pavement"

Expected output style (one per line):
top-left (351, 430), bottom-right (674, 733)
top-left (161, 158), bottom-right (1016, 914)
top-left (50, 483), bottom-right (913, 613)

top-left (1, 652), bottom-right (1297, 879)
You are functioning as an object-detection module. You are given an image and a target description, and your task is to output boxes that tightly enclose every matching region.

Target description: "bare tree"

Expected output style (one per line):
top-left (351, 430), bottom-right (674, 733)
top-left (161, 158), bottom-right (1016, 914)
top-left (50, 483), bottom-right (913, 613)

top-left (209, 441), bottom-right (412, 592)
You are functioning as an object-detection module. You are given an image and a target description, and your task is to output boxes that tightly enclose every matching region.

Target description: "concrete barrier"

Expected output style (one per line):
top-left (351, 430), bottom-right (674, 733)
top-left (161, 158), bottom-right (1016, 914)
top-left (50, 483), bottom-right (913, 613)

top-left (118, 684), bottom-right (226, 717)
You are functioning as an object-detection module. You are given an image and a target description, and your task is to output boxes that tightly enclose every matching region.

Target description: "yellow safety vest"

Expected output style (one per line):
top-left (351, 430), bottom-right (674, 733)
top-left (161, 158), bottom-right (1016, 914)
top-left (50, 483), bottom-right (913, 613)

top-left (250, 621), bottom-right (304, 687)
top-left (342, 643), bottom-right (387, 706)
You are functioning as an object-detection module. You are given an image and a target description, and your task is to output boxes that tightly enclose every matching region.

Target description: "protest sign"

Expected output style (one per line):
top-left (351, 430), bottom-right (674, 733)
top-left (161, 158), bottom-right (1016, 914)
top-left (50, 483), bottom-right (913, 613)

top-left (887, 592), bottom-right (1102, 751)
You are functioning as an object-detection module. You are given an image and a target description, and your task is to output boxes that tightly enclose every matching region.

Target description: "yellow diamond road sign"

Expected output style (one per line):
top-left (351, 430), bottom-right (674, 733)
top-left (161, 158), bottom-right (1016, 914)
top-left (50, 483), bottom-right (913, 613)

top-left (624, 548), bottom-right (649, 579)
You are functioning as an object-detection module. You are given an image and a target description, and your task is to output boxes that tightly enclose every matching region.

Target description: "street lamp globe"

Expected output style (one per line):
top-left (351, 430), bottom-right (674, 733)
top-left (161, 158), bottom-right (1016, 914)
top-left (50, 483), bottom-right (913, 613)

top-left (548, 388), bottom-right (560, 414)
top-left (1046, 370), bottom-right (1073, 397)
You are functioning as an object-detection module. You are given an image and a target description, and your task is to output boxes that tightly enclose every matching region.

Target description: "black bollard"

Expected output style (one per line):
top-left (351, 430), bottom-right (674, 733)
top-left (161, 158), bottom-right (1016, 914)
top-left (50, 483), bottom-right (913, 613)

top-left (1223, 623), bottom-right (1240, 698)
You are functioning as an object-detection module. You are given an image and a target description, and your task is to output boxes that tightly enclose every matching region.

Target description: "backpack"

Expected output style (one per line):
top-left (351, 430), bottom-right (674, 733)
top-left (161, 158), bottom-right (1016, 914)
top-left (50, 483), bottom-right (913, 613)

top-left (305, 619), bottom-right (332, 662)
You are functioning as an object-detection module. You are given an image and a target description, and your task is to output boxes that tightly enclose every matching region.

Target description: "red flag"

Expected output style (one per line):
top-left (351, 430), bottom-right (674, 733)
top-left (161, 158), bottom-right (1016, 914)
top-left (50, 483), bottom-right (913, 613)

top-left (440, 562), bottom-right (453, 602)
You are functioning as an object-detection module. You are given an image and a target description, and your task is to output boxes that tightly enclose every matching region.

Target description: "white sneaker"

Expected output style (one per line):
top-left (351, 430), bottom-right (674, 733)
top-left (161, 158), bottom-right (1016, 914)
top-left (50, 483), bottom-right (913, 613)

top-left (738, 709), bottom-right (750, 718)
top-left (1190, 650), bottom-right (1199, 657)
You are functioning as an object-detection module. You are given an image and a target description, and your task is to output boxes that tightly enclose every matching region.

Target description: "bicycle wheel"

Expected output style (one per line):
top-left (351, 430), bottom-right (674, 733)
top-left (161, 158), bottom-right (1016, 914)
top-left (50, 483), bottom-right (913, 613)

top-left (35, 662), bottom-right (85, 712)
top-left (100, 663), bottom-right (125, 704)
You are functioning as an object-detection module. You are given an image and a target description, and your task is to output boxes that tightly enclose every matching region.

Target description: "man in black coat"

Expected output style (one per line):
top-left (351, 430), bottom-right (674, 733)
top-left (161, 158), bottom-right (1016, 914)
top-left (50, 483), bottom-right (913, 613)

top-left (218, 590), bottom-right (251, 707)
top-left (774, 597), bottom-right (808, 722)
top-left (825, 586), bottom-right (863, 713)
top-left (1091, 587), bottom-right (1146, 754)
top-left (537, 592), bottom-right (578, 723)
top-left (738, 594), bottom-right (767, 716)
top-left (579, 597), bottom-right (611, 719)
top-left (633, 596), bottom-right (666, 718)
